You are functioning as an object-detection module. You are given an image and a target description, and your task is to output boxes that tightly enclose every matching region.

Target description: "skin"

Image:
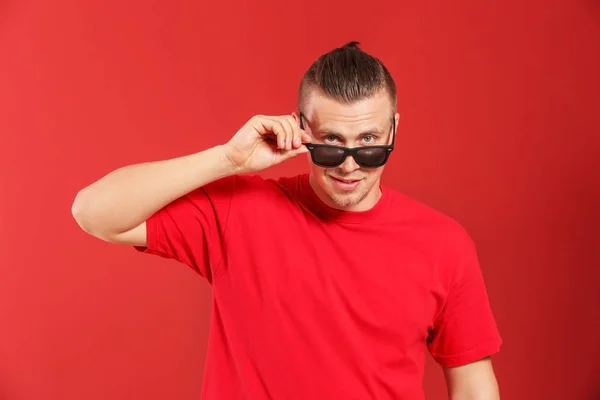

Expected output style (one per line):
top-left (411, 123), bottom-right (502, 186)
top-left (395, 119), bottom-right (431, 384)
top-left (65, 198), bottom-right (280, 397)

top-left (444, 357), bottom-right (500, 399)
top-left (296, 88), bottom-right (398, 212)
top-left (72, 87), bottom-right (499, 399)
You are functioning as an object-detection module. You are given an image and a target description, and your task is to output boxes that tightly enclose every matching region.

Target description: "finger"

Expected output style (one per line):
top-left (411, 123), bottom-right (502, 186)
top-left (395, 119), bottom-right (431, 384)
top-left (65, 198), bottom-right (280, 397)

top-left (265, 117), bottom-right (293, 150)
top-left (283, 116), bottom-right (306, 149)
top-left (253, 116), bottom-right (288, 149)
top-left (276, 117), bottom-right (295, 150)
top-left (279, 117), bottom-right (301, 150)
top-left (290, 115), bottom-right (312, 145)
top-left (279, 143), bottom-right (309, 162)
top-left (290, 115), bottom-right (312, 143)
top-left (274, 121), bottom-right (289, 150)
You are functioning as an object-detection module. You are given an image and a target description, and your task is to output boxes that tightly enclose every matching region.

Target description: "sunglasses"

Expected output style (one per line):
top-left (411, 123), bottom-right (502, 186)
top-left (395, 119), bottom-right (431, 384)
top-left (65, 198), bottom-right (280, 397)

top-left (299, 113), bottom-right (396, 169)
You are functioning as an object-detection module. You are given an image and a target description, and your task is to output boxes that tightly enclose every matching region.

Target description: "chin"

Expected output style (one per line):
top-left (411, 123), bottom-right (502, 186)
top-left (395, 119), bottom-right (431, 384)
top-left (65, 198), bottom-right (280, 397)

top-left (329, 194), bottom-right (365, 209)
top-left (310, 169), bottom-right (377, 211)
top-left (324, 182), bottom-right (369, 209)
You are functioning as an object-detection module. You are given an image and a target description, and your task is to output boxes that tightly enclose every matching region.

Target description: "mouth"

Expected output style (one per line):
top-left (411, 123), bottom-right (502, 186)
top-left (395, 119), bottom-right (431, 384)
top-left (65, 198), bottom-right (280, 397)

top-left (329, 175), bottom-right (362, 191)
top-left (332, 177), bottom-right (361, 183)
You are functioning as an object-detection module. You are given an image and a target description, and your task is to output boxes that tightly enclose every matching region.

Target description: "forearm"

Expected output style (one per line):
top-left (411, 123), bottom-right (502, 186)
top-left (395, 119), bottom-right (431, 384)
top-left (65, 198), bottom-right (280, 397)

top-left (447, 375), bottom-right (499, 400)
top-left (444, 358), bottom-right (499, 400)
top-left (448, 388), bottom-right (499, 400)
top-left (71, 144), bottom-right (237, 237)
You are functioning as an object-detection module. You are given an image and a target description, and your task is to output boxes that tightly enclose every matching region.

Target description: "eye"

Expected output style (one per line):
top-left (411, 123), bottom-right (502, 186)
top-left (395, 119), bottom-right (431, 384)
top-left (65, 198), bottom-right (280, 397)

top-left (363, 135), bottom-right (375, 143)
top-left (324, 135), bottom-right (338, 143)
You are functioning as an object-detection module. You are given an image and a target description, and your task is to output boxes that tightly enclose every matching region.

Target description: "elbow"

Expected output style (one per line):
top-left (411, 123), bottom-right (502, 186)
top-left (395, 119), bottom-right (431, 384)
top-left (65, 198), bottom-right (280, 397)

top-left (71, 188), bottom-right (99, 236)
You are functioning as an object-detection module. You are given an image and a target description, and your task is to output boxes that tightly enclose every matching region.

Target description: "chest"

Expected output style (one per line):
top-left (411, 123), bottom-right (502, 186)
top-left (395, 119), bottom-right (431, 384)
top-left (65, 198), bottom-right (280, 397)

top-left (220, 213), bottom-right (447, 341)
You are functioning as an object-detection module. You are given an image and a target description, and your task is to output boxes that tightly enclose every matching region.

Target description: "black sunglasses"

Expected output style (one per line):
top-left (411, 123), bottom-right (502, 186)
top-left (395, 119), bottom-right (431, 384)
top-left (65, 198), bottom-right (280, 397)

top-left (299, 113), bottom-right (396, 169)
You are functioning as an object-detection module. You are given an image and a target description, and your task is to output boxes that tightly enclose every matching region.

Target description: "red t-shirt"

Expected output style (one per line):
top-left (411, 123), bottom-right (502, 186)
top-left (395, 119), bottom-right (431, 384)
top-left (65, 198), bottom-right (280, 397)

top-left (137, 173), bottom-right (502, 399)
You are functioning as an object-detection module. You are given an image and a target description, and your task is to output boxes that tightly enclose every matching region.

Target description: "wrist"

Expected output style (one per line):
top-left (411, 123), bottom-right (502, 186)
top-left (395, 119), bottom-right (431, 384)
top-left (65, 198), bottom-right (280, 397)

top-left (214, 144), bottom-right (245, 176)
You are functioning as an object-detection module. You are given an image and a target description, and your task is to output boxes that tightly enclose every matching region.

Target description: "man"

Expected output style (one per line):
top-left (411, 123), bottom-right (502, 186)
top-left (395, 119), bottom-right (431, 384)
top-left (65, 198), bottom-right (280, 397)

top-left (72, 42), bottom-right (502, 399)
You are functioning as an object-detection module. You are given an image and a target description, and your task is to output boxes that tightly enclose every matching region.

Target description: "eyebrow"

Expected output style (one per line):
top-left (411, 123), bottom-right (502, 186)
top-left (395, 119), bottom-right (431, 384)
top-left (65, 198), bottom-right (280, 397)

top-left (317, 127), bottom-right (385, 136)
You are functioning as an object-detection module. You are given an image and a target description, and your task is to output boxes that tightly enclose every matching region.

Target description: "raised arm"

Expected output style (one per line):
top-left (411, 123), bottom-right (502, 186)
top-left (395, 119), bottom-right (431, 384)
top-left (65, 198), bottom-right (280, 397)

top-left (71, 146), bottom-right (237, 246)
top-left (71, 115), bottom-right (310, 247)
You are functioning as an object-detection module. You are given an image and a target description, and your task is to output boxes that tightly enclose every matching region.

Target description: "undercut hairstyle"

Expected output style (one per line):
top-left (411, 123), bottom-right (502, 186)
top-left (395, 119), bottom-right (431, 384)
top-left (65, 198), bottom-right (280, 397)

top-left (297, 41), bottom-right (397, 114)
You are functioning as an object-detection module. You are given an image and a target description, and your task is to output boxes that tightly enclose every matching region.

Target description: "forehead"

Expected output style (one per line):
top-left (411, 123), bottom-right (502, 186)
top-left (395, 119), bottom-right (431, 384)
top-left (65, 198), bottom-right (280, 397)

top-left (302, 89), bottom-right (393, 134)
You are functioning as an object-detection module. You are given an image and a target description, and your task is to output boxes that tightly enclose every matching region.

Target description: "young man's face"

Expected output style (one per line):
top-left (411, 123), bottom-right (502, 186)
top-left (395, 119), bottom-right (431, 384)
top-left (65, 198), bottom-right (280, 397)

top-left (297, 89), bottom-right (398, 212)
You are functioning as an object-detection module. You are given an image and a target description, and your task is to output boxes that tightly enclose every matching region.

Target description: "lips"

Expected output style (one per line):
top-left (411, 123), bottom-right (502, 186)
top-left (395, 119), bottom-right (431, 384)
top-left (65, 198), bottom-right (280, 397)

top-left (331, 176), bottom-right (361, 183)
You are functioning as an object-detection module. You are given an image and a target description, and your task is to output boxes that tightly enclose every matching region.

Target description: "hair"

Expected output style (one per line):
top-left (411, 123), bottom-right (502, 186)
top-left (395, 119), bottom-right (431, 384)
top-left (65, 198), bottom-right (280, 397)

top-left (297, 41), bottom-right (397, 114)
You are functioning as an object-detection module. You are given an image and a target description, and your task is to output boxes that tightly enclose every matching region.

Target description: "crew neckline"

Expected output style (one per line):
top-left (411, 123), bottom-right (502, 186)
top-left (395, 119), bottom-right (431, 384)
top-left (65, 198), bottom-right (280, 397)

top-left (298, 173), bottom-right (391, 224)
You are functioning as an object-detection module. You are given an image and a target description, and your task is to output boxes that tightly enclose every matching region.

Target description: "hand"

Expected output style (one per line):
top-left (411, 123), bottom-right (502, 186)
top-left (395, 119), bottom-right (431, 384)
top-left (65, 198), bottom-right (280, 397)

top-left (223, 114), bottom-right (312, 173)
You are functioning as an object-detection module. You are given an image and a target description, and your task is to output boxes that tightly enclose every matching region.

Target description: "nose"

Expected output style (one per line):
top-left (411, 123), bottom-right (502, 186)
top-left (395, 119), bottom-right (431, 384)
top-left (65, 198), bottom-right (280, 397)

top-left (337, 154), bottom-right (360, 173)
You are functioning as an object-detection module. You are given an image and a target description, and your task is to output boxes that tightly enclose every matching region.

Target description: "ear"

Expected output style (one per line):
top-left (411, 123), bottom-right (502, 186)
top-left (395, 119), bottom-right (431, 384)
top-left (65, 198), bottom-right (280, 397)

top-left (292, 111), bottom-right (307, 131)
top-left (291, 111), bottom-right (301, 124)
top-left (388, 112), bottom-right (400, 146)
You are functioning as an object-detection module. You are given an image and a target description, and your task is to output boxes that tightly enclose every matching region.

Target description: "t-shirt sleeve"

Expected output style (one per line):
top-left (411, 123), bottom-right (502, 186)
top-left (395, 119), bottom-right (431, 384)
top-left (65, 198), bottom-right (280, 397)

top-left (134, 175), bottom-right (236, 283)
top-left (427, 228), bottom-right (502, 367)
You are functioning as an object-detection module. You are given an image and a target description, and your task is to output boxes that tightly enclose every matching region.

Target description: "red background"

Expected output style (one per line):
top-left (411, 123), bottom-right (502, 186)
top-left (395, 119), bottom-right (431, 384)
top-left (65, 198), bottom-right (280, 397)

top-left (1, 0), bottom-right (599, 399)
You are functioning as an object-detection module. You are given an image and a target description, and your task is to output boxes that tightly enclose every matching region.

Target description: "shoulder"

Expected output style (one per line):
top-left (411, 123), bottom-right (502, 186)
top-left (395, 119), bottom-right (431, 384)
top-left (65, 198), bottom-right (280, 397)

top-left (218, 173), bottom-right (305, 213)
top-left (384, 188), bottom-right (483, 293)
top-left (383, 185), bottom-right (463, 226)
top-left (228, 173), bottom-right (304, 197)
top-left (383, 185), bottom-right (477, 255)
top-left (198, 173), bottom-right (301, 196)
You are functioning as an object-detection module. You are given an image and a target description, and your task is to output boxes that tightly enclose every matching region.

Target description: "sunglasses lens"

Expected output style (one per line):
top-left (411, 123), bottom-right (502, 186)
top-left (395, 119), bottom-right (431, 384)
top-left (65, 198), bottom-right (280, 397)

top-left (355, 148), bottom-right (387, 167)
top-left (313, 147), bottom-right (346, 167)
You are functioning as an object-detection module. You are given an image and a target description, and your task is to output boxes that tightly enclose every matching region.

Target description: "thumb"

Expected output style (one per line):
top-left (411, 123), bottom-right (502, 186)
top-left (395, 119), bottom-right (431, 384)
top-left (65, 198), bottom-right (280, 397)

top-left (279, 144), bottom-right (309, 162)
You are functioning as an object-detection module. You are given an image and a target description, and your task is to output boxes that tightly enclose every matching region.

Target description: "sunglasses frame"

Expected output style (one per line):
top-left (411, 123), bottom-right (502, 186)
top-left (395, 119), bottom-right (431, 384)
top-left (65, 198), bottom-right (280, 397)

top-left (299, 112), bottom-right (396, 169)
